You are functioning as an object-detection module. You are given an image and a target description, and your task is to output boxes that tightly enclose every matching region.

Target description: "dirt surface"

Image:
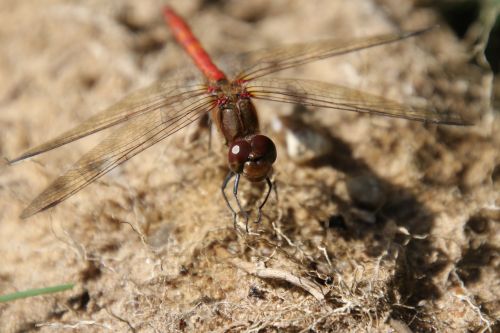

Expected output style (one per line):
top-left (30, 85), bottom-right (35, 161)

top-left (0, 0), bottom-right (498, 332)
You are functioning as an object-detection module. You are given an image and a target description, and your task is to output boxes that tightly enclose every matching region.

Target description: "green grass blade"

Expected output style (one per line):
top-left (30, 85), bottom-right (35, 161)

top-left (0, 283), bottom-right (74, 303)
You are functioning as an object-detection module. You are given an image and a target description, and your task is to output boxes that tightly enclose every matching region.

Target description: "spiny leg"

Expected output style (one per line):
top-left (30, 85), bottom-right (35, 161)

top-left (192, 113), bottom-right (213, 151)
top-left (206, 114), bottom-right (213, 151)
top-left (221, 172), bottom-right (238, 227)
top-left (233, 173), bottom-right (250, 232)
top-left (255, 177), bottom-right (273, 224)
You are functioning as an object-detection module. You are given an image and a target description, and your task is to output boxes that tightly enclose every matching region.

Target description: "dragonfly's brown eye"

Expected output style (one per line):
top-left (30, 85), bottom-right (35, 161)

top-left (233, 135), bottom-right (276, 182)
top-left (228, 139), bottom-right (251, 173)
top-left (250, 135), bottom-right (277, 164)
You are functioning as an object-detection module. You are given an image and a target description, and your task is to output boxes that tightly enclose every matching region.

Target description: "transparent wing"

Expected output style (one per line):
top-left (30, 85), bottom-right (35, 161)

top-left (20, 94), bottom-right (215, 218)
top-left (229, 28), bottom-right (433, 81)
top-left (9, 72), bottom-right (207, 163)
top-left (246, 77), bottom-right (471, 125)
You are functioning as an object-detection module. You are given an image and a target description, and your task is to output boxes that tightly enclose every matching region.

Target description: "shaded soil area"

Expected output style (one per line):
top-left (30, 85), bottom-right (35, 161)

top-left (0, 0), bottom-right (498, 332)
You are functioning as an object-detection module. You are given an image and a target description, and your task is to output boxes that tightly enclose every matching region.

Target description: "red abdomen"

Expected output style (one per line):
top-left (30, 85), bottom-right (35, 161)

top-left (163, 7), bottom-right (226, 82)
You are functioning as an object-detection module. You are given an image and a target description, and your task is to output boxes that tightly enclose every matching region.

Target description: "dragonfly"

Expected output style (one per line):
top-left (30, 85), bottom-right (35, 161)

top-left (7, 6), bottom-right (470, 229)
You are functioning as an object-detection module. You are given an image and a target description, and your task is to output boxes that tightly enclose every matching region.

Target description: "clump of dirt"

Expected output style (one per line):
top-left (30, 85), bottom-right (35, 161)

top-left (0, 0), bottom-right (498, 332)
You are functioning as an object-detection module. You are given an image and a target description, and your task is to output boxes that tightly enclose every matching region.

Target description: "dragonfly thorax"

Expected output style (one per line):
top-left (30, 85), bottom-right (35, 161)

top-left (213, 92), bottom-right (260, 144)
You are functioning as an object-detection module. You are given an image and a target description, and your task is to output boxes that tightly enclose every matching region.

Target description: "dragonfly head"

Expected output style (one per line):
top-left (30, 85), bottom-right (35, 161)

top-left (228, 134), bottom-right (277, 182)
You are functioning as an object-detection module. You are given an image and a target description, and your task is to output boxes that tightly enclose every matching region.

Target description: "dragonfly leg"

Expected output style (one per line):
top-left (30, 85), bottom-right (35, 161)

top-left (233, 173), bottom-right (250, 232)
top-left (221, 172), bottom-right (238, 227)
top-left (207, 116), bottom-right (213, 151)
top-left (255, 177), bottom-right (273, 224)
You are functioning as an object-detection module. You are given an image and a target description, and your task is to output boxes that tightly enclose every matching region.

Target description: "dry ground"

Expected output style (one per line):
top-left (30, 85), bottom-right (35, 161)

top-left (0, 0), bottom-right (498, 332)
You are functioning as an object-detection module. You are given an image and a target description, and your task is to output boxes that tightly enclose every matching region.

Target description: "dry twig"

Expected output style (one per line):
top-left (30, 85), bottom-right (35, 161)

top-left (231, 258), bottom-right (326, 302)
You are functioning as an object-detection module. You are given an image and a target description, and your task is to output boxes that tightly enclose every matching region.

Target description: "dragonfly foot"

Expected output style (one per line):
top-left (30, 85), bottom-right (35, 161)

top-left (232, 210), bottom-right (250, 232)
top-left (241, 210), bottom-right (250, 232)
top-left (254, 208), bottom-right (263, 224)
top-left (232, 213), bottom-right (238, 229)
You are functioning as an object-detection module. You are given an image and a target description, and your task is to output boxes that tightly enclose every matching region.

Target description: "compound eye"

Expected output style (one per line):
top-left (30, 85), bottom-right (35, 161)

top-left (250, 135), bottom-right (277, 164)
top-left (228, 139), bottom-right (251, 173)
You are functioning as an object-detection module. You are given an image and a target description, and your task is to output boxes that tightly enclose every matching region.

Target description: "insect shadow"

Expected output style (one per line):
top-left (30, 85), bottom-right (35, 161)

top-left (280, 107), bottom-right (450, 310)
